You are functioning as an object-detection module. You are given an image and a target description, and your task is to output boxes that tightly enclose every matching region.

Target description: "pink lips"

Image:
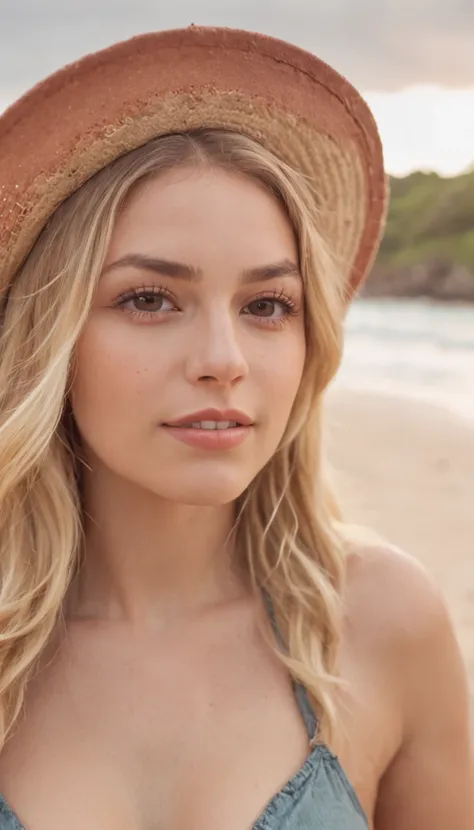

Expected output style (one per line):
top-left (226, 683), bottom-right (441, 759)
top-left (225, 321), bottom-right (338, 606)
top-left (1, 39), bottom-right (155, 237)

top-left (162, 408), bottom-right (254, 450)
top-left (164, 408), bottom-right (254, 428)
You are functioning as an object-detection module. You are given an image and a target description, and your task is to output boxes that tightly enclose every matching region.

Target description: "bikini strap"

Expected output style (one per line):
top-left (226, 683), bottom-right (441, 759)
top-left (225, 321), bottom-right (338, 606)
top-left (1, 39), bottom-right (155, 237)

top-left (261, 589), bottom-right (319, 744)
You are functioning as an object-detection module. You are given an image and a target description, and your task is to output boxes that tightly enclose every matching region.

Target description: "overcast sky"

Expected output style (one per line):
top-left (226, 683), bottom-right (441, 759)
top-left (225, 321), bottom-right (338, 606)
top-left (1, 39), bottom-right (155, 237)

top-left (1, 0), bottom-right (473, 96)
top-left (1, 0), bottom-right (473, 175)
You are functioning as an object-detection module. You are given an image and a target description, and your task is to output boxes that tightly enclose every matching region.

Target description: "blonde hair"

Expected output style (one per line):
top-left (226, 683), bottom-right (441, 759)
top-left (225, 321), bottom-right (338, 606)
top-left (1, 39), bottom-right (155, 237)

top-left (0, 129), bottom-right (348, 751)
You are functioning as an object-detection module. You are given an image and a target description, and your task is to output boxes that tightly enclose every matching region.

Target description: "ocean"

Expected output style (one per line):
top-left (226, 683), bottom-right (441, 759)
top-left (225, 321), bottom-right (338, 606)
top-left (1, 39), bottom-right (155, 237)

top-left (333, 298), bottom-right (474, 424)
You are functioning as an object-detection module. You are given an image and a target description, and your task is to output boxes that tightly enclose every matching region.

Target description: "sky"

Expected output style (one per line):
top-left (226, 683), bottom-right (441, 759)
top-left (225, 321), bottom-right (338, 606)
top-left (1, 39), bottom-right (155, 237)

top-left (1, 0), bottom-right (473, 176)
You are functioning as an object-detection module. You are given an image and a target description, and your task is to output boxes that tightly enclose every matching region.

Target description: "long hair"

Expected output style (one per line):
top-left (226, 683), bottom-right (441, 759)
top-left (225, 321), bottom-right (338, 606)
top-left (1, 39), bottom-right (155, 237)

top-left (0, 129), bottom-right (348, 751)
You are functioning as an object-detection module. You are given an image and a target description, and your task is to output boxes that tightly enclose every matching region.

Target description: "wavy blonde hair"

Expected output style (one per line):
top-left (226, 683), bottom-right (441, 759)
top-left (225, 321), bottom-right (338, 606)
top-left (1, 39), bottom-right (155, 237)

top-left (0, 129), bottom-right (349, 752)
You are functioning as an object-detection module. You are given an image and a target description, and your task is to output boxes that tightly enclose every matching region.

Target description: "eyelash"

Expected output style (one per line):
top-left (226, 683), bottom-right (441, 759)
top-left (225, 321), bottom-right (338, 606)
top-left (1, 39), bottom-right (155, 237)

top-left (115, 284), bottom-right (301, 327)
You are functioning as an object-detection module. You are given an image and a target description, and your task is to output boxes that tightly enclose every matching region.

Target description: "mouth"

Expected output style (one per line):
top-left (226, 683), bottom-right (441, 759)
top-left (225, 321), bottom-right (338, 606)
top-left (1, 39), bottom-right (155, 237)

top-left (161, 409), bottom-right (254, 450)
top-left (163, 409), bottom-right (254, 429)
top-left (165, 420), bottom-right (243, 430)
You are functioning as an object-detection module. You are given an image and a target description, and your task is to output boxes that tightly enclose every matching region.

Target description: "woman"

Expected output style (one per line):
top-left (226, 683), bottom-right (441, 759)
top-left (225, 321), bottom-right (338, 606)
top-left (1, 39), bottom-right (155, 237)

top-left (0, 25), bottom-right (472, 830)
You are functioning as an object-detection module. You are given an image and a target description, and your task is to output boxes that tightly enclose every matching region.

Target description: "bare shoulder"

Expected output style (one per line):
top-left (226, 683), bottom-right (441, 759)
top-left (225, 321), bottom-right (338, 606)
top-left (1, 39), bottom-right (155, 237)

top-left (344, 532), bottom-right (452, 651)
top-left (343, 531), bottom-right (474, 829)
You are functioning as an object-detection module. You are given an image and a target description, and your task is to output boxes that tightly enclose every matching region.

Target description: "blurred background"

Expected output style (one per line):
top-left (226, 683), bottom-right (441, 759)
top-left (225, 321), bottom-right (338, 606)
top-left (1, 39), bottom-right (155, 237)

top-left (1, 1), bottom-right (473, 721)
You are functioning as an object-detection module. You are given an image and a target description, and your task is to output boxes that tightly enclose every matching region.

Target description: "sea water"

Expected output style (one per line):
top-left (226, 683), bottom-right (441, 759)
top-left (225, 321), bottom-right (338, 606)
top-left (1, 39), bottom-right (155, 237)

top-left (333, 298), bottom-right (474, 424)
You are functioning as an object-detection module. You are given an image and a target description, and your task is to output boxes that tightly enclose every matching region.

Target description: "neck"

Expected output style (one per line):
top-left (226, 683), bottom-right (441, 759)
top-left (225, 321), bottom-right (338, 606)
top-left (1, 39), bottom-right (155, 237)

top-left (65, 464), bottom-right (247, 628)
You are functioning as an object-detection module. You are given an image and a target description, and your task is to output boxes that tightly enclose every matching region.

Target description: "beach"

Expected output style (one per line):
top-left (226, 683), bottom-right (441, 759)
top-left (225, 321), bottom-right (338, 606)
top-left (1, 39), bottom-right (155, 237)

top-left (324, 387), bottom-right (474, 729)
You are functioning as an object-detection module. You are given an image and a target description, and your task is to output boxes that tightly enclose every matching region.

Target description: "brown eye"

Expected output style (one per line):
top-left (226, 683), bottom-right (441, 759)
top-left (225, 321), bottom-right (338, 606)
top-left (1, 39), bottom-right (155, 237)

top-left (247, 299), bottom-right (277, 317)
top-left (116, 287), bottom-right (178, 319)
top-left (242, 293), bottom-right (297, 324)
top-left (132, 293), bottom-right (166, 312)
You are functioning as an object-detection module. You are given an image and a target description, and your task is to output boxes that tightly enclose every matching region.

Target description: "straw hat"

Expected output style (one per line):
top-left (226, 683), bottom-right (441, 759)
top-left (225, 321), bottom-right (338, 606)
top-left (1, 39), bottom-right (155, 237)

top-left (0, 26), bottom-right (388, 298)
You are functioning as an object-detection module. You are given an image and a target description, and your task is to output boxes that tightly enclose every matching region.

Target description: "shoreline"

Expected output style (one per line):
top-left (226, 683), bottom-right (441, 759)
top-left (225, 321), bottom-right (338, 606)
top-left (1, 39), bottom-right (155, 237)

top-left (360, 292), bottom-right (474, 308)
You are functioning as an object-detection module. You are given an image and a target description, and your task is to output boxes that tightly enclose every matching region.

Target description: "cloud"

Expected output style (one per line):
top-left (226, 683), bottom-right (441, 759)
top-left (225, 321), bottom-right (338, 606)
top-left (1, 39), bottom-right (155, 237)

top-left (366, 86), bottom-right (474, 175)
top-left (0, 0), bottom-right (473, 100)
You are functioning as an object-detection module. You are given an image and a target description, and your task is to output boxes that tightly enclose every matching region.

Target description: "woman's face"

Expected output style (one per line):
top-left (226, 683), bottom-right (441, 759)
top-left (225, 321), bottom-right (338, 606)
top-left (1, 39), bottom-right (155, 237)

top-left (70, 165), bottom-right (306, 505)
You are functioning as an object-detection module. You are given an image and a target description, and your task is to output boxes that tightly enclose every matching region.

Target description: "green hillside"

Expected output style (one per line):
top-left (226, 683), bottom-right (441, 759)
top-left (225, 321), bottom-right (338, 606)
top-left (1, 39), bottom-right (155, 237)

top-left (377, 168), bottom-right (474, 270)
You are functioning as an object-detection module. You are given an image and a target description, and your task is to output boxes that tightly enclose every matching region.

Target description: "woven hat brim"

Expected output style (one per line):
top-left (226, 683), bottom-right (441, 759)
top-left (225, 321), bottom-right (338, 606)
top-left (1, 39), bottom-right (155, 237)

top-left (0, 26), bottom-right (388, 297)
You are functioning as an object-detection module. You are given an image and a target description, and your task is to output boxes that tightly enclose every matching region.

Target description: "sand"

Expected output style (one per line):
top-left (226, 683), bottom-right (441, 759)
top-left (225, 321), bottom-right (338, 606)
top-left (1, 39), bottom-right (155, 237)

top-left (324, 388), bottom-right (474, 729)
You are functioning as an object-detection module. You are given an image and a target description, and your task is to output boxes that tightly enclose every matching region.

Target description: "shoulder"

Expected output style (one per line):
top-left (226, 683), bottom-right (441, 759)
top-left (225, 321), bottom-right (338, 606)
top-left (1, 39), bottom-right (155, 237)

top-left (343, 530), bottom-right (470, 738)
top-left (346, 542), bottom-right (474, 830)
top-left (343, 533), bottom-right (474, 829)
top-left (341, 530), bottom-right (469, 724)
top-left (343, 531), bottom-right (451, 653)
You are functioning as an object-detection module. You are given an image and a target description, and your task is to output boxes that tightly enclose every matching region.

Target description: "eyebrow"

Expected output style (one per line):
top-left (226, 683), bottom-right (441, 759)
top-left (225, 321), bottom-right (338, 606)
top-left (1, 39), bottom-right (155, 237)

top-left (101, 254), bottom-right (301, 284)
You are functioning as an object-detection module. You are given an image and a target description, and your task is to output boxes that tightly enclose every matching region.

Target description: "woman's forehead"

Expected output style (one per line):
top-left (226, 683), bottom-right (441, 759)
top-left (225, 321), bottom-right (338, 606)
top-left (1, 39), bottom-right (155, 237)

top-left (105, 168), bottom-right (299, 271)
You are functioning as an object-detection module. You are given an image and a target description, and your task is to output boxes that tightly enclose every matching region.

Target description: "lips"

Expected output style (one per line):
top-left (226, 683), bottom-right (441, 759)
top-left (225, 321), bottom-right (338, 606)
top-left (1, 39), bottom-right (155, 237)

top-left (164, 408), bottom-right (254, 428)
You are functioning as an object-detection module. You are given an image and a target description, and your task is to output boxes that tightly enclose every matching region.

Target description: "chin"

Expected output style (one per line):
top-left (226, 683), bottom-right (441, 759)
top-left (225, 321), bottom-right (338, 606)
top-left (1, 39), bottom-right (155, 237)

top-left (178, 490), bottom-right (239, 507)
top-left (156, 467), bottom-right (253, 507)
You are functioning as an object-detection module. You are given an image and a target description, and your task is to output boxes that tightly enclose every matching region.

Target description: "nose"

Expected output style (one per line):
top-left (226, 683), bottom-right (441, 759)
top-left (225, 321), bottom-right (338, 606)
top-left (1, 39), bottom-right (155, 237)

top-left (185, 313), bottom-right (249, 387)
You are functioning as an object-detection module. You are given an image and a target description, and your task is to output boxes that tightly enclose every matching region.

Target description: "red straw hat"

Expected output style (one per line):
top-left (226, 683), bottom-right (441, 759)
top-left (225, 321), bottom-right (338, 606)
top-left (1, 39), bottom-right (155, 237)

top-left (0, 26), bottom-right (388, 298)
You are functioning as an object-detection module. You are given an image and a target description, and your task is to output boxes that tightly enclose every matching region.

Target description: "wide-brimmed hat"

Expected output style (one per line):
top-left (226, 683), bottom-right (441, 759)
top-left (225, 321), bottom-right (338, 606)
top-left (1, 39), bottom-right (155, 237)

top-left (0, 26), bottom-right (388, 298)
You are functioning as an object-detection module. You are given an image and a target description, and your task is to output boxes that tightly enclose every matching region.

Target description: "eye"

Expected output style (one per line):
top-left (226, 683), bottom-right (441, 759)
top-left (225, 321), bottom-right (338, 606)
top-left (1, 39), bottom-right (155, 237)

top-left (115, 286), bottom-right (178, 320)
top-left (242, 291), bottom-right (299, 324)
top-left (246, 298), bottom-right (286, 318)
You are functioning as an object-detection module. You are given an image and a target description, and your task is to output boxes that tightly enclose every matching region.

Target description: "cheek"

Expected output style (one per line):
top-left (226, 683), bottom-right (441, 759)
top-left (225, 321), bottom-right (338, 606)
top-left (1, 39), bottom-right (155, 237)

top-left (254, 331), bottom-right (305, 422)
top-left (69, 321), bottom-right (162, 439)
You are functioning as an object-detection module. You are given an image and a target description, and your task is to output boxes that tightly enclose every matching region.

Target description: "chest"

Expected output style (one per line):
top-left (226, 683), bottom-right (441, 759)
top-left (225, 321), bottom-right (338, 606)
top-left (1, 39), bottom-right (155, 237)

top-left (0, 618), bottom-right (398, 830)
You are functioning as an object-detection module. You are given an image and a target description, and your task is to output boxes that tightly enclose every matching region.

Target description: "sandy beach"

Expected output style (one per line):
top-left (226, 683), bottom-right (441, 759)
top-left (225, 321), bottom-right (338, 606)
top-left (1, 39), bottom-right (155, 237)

top-left (324, 388), bottom-right (474, 730)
